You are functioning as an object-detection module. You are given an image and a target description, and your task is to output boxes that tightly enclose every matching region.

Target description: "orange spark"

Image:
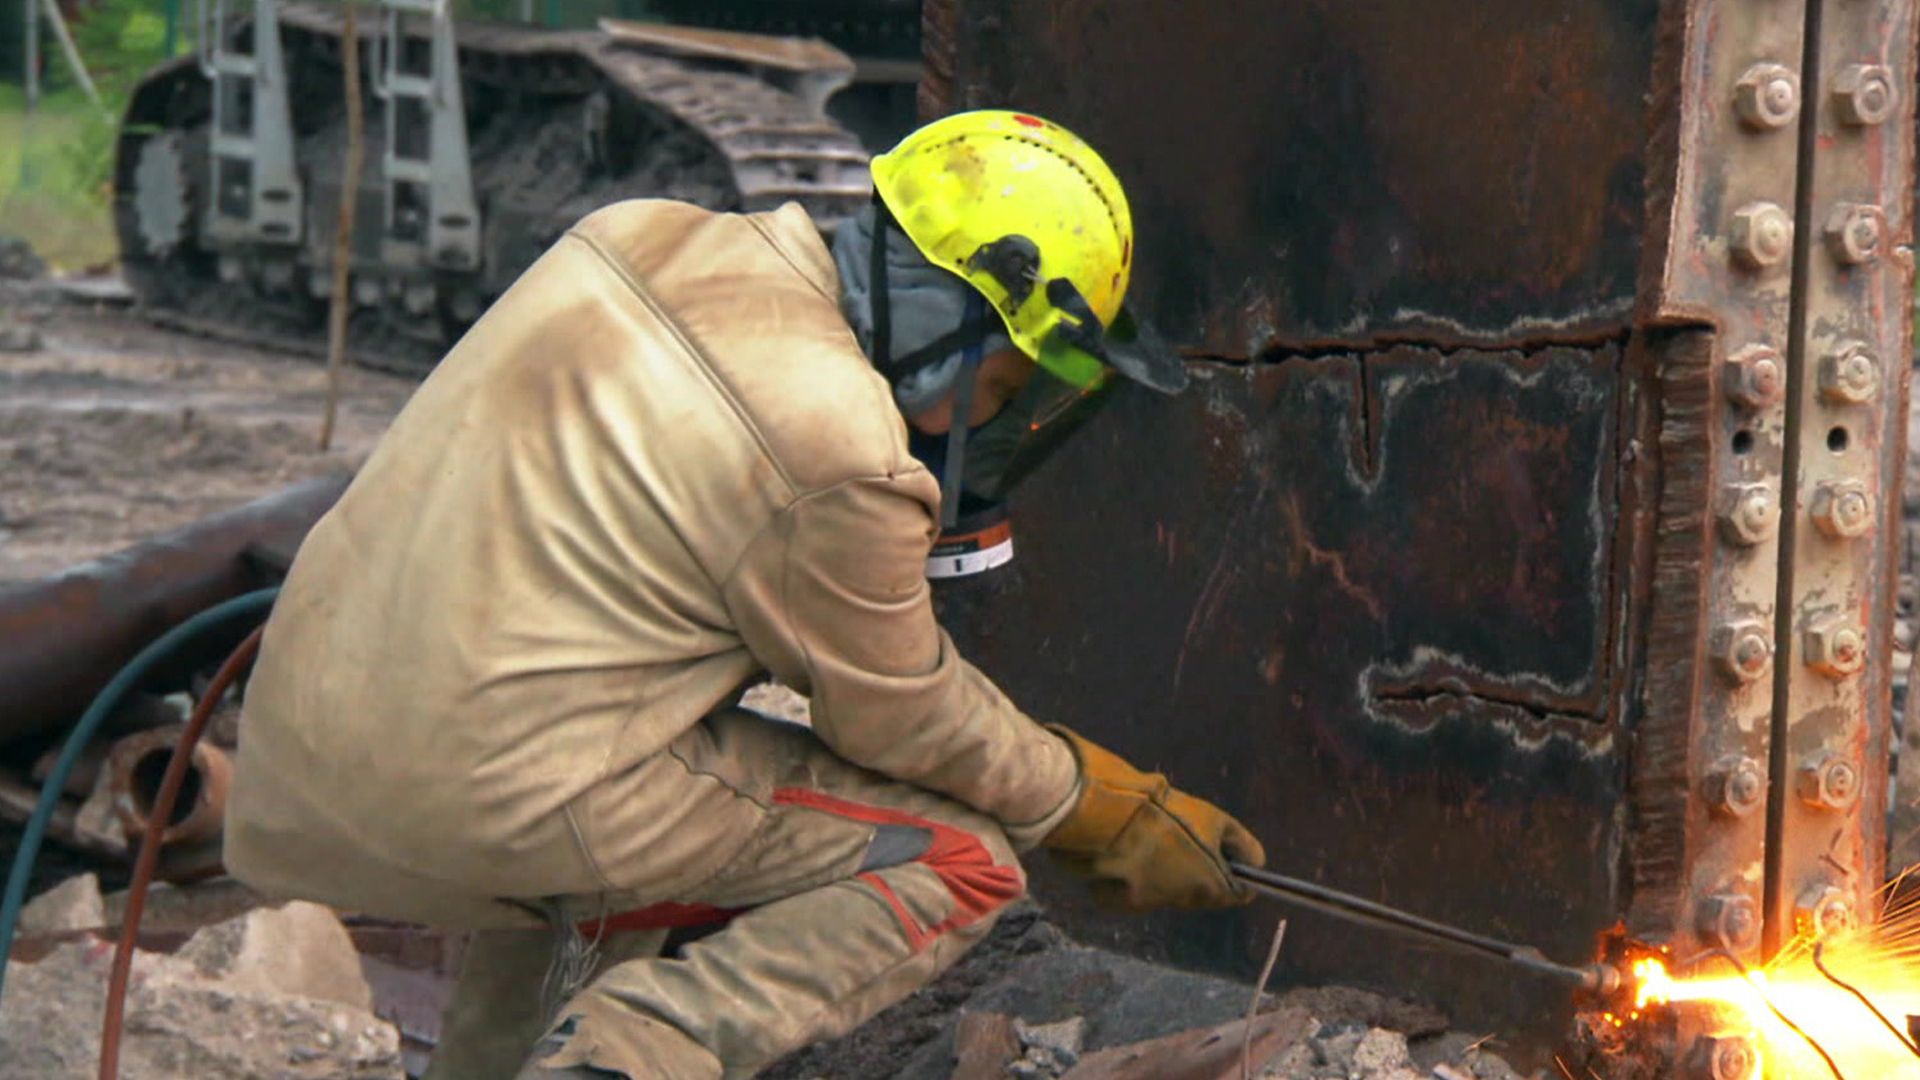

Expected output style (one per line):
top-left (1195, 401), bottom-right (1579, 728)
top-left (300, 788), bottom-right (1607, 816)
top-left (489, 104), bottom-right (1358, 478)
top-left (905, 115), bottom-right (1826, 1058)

top-left (1628, 884), bottom-right (1920, 1078)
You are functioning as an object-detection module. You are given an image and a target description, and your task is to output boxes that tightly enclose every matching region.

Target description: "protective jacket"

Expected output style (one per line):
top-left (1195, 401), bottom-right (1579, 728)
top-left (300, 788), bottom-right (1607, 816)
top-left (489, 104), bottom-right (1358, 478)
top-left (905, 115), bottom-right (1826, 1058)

top-left (226, 199), bottom-right (1080, 928)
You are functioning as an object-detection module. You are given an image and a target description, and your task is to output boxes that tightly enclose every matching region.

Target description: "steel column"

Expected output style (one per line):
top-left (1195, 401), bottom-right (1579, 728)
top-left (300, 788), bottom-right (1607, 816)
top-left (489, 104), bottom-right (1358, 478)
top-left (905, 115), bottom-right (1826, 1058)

top-left (1762, 0), bottom-right (1914, 955)
top-left (1632, 0), bottom-right (1807, 967)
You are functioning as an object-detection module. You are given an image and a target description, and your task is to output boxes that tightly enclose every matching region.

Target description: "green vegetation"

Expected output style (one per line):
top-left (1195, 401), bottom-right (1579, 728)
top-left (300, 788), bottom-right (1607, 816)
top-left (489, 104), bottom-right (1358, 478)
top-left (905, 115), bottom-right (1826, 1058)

top-left (0, 88), bottom-right (120, 270)
top-left (1, 0), bottom-right (180, 269)
top-left (0, 0), bottom-right (643, 270)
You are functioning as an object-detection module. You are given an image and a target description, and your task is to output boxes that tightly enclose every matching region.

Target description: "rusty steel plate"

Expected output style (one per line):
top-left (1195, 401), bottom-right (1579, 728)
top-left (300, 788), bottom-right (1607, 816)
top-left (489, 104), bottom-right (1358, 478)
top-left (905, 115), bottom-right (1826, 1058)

top-left (937, 346), bottom-right (1629, 1044)
top-left (927, 0), bottom-right (1659, 356)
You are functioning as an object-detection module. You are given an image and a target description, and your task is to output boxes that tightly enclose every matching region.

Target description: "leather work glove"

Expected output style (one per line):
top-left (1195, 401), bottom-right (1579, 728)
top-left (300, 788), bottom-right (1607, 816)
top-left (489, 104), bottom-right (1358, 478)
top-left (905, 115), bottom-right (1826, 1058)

top-left (1041, 725), bottom-right (1266, 911)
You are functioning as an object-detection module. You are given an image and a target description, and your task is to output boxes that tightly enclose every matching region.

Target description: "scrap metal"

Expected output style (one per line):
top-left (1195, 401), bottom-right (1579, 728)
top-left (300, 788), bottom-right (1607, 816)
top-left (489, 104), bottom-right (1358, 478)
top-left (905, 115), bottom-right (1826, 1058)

top-left (0, 473), bottom-right (346, 749)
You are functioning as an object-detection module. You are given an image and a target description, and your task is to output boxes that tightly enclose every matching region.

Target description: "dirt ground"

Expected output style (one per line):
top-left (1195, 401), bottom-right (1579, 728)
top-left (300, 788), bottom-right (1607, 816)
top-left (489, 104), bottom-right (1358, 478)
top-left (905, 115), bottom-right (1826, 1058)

top-left (0, 280), bottom-right (414, 582)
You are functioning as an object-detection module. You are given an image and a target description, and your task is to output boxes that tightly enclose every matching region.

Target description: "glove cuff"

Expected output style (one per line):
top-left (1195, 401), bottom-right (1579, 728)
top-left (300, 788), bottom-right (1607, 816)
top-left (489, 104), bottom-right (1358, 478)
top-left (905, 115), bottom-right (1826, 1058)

top-left (1040, 725), bottom-right (1168, 854)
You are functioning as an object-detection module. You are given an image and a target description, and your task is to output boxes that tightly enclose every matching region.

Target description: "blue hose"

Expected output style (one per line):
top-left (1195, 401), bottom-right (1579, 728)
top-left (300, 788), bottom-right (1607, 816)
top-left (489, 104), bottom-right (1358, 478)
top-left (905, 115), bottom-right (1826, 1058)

top-left (0, 587), bottom-right (278, 999)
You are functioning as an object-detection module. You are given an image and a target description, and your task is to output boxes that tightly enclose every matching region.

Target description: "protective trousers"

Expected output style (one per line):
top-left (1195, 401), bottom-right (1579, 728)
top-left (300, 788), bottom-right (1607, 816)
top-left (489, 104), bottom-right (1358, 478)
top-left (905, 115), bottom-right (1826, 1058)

top-left (426, 708), bottom-right (1027, 1080)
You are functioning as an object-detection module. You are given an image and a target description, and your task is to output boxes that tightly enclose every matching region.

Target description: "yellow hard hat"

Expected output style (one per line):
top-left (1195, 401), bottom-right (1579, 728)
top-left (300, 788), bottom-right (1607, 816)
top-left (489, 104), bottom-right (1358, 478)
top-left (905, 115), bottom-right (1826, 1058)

top-left (870, 110), bottom-right (1185, 394)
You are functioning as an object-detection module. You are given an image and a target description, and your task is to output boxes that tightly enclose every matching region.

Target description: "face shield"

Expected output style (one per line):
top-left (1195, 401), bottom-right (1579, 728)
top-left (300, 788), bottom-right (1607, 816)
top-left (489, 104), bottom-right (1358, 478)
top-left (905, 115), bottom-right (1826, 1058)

top-left (837, 197), bottom-right (1187, 569)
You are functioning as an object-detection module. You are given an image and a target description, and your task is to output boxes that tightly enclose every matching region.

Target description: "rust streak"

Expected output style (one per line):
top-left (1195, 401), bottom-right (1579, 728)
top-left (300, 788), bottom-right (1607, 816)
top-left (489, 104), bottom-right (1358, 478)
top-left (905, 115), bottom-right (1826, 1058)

top-left (1280, 492), bottom-right (1385, 623)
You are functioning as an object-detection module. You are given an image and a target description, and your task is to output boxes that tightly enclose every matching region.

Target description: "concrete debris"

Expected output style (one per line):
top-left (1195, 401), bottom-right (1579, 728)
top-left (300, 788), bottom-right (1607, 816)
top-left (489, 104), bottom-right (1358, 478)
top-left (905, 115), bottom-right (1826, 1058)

top-left (1243, 1018), bottom-right (1515, 1080)
top-left (742, 681), bottom-right (811, 725)
top-left (175, 899), bottom-right (376, 1011)
top-left (0, 901), bottom-right (402, 1079)
top-left (17, 871), bottom-right (105, 936)
top-left (1058, 1008), bottom-right (1315, 1080)
top-left (952, 1012), bottom-right (1023, 1080)
top-left (1010, 1015), bottom-right (1087, 1077)
top-left (0, 235), bottom-right (46, 281)
top-left (102, 877), bottom-right (266, 935)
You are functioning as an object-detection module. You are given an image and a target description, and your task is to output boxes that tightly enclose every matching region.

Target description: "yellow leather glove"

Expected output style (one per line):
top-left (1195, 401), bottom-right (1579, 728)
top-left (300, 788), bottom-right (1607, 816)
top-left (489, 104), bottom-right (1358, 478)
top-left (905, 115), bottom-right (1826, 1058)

top-left (1041, 725), bottom-right (1266, 911)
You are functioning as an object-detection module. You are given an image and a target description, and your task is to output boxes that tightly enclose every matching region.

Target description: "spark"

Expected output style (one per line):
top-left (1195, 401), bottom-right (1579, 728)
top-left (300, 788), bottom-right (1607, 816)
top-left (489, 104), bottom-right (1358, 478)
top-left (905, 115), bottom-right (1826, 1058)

top-left (1627, 884), bottom-right (1920, 1078)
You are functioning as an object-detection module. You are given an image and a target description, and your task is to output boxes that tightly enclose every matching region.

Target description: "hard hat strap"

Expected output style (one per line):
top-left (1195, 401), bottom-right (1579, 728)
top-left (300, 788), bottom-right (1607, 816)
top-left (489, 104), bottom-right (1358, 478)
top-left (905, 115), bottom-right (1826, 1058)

top-left (869, 193), bottom-right (894, 369)
top-left (938, 292), bottom-right (988, 530)
top-left (867, 193), bottom-right (1002, 384)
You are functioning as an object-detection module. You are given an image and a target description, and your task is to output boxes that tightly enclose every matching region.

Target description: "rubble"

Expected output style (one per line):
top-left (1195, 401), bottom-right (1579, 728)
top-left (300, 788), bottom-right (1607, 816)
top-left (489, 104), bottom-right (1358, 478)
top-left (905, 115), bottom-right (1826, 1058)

top-left (0, 898), bottom-right (403, 1079)
top-left (174, 899), bottom-right (375, 1011)
top-left (1009, 1015), bottom-right (1086, 1076)
top-left (16, 870), bottom-right (105, 936)
top-left (759, 902), bottom-right (1537, 1080)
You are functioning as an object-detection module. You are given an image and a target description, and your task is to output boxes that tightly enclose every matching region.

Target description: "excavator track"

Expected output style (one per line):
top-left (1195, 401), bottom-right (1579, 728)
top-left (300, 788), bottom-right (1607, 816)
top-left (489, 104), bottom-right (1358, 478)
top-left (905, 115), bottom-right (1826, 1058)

top-left (113, 4), bottom-right (872, 375)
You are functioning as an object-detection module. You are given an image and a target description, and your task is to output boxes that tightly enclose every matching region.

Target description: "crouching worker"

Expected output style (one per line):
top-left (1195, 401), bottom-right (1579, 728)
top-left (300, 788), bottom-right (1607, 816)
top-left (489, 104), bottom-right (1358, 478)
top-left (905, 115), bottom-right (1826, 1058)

top-left (225, 111), bottom-right (1265, 1079)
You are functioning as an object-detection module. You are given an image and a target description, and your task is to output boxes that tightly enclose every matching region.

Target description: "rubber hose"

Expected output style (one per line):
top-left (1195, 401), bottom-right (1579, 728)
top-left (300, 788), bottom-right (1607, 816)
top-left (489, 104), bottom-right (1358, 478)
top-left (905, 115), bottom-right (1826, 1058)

top-left (100, 623), bottom-right (265, 1079)
top-left (0, 587), bottom-right (278, 1001)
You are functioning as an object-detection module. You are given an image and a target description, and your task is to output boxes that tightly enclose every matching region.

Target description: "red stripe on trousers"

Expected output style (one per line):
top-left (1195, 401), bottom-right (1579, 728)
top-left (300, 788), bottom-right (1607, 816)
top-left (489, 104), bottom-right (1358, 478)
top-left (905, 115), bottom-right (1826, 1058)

top-left (578, 787), bottom-right (1023, 951)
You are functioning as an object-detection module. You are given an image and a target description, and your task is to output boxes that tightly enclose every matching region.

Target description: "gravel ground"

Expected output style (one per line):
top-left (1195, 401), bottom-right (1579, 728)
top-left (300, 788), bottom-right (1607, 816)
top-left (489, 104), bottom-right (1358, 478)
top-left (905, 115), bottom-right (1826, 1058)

top-left (0, 281), bottom-right (414, 582)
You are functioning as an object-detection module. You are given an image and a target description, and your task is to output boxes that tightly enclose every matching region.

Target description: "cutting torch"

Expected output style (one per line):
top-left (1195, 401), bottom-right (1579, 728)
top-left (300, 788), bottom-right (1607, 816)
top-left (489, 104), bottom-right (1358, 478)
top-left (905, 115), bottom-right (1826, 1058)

top-left (1229, 861), bottom-right (1623, 995)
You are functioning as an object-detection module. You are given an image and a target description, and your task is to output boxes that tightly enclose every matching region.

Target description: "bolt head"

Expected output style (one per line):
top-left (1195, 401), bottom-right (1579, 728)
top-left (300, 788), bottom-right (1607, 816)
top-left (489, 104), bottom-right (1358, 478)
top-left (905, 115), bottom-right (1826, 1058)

top-left (1734, 63), bottom-right (1802, 129)
top-left (1730, 202), bottom-right (1793, 268)
top-left (1697, 893), bottom-right (1762, 951)
top-left (1797, 754), bottom-right (1861, 810)
top-left (1711, 622), bottom-right (1773, 684)
top-left (1819, 341), bottom-right (1881, 404)
top-left (1706, 755), bottom-right (1767, 818)
top-left (1825, 203), bottom-right (1886, 265)
top-left (1835, 64), bottom-right (1899, 126)
top-left (1689, 1033), bottom-right (1759, 1080)
top-left (1806, 619), bottom-right (1867, 679)
top-left (1796, 884), bottom-right (1857, 939)
top-left (1725, 345), bottom-right (1785, 409)
top-left (1718, 484), bottom-right (1780, 547)
top-left (1810, 480), bottom-right (1874, 539)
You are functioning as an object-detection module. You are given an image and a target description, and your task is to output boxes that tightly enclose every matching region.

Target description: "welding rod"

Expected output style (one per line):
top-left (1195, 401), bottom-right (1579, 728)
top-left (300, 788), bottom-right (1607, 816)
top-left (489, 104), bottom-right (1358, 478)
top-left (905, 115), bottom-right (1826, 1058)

top-left (1229, 862), bottom-right (1621, 994)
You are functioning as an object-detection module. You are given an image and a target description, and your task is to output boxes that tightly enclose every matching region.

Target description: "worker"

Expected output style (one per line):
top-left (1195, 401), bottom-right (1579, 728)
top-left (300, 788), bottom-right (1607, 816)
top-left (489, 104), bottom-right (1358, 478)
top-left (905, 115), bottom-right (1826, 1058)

top-left (224, 110), bottom-right (1265, 1079)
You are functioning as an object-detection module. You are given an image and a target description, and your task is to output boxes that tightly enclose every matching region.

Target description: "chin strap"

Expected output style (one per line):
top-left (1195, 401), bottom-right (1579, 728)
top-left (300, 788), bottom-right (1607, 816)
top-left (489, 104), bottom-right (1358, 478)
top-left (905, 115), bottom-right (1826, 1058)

top-left (938, 293), bottom-right (988, 529)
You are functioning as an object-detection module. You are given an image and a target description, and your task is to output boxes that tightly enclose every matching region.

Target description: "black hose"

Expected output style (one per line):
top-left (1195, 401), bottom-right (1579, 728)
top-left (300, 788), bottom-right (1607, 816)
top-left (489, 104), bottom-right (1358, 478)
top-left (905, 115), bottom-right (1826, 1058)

top-left (1704, 949), bottom-right (1846, 1080)
top-left (1810, 942), bottom-right (1920, 1060)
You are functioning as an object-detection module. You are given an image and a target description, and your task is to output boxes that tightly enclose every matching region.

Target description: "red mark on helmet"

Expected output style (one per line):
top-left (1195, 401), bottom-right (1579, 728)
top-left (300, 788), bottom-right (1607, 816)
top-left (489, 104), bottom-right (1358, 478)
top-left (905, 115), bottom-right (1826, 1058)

top-left (1122, 238), bottom-right (1131, 265)
top-left (1013, 114), bottom-right (1045, 128)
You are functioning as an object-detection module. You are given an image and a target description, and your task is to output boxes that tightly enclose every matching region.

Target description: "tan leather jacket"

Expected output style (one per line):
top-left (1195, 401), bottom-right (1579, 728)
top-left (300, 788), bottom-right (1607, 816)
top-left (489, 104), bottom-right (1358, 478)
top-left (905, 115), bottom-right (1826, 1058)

top-left (226, 201), bottom-right (1079, 924)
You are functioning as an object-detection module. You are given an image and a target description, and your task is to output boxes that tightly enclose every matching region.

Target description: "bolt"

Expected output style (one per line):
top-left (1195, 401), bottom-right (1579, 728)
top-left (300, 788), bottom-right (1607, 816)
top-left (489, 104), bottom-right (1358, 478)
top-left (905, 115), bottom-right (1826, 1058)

top-left (1724, 345), bottom-right (1785, 410)
top-left (1706, 755), bottom-right (1767, 818)
top-left (1711, 621), bottom-right (1773, 684)
top-left (1734, 63), bottom-right (1801, 130)
top-left (1697, 893), bottom-right (1762, 951)
top-left (1825, 203), bottom-right (1886, 265)
top-left (1717, 484), bottom-right (1779, 547)
top-left (1796, 884), bottom-right (1857, 939)
top-left (1688, 1033), bottom-right (1759, 1080)
top-left (1834, 64), bottom-right (1899, 126)
top-left (1810, 480), bottom-right (1874, 539)
top-left (1797, 754), bottom-right (1862, 810)
top-left (1819, 341), bottom-right (1881, 405)
top-left (1730, 202), bottom-right (1793, 268)
top-left (1806, 618), bottom-right (1867, 679)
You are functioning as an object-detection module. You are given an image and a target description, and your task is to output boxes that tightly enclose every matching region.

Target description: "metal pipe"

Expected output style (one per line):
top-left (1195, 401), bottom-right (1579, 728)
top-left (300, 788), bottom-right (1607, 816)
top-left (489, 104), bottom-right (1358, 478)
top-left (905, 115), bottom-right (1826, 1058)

top-left (107, 727), bottom-right (233, 847)
top-left (0, 773), bottom-right (125, 864)
top-left (37, 0), bottom-right (102, 109)
top-left (0, 474), bottom-right (348, 749)
top-left (22, 0), bottom-right (38, 192)
top-left (1230, 862), bottom-right (1620, 994)
top-left (23, 0), bottom-right (38, 108)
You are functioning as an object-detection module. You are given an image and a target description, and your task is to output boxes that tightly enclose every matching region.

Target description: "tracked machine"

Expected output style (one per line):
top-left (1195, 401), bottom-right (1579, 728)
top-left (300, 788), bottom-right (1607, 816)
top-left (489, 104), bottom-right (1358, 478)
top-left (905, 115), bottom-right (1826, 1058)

top-left (111, 0), bottom-right (877, 371)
